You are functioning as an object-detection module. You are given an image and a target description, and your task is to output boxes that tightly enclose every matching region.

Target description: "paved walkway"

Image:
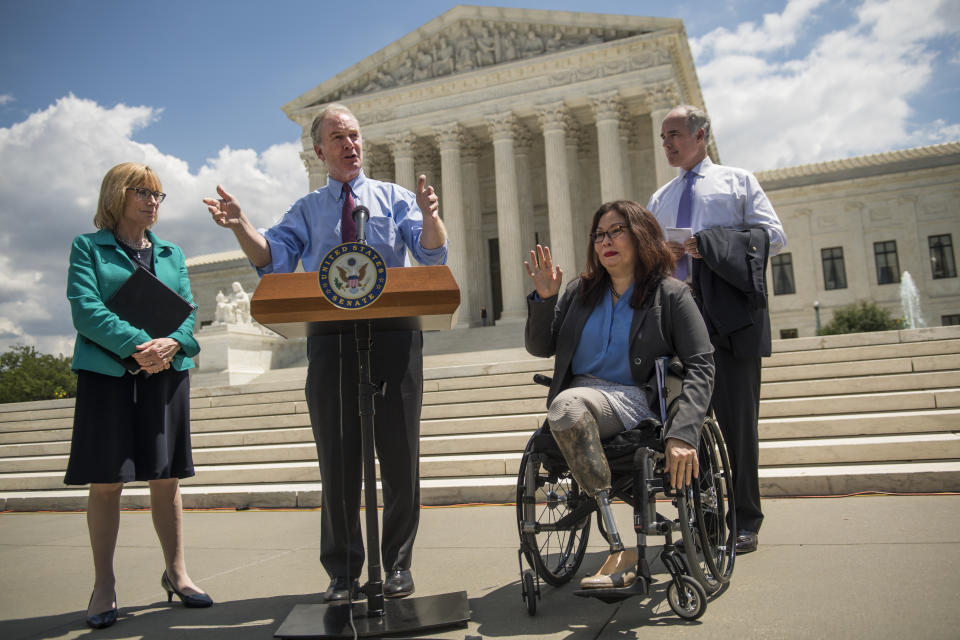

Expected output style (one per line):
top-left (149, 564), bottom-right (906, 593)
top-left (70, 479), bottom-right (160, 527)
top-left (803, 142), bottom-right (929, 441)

top-left (2, 494), bottom-right (959, 639)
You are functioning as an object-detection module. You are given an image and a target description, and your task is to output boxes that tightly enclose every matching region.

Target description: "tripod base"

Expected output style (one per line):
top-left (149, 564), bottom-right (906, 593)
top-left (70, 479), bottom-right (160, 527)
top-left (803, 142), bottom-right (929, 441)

top-left (274, 591), bottom-right (470, 638)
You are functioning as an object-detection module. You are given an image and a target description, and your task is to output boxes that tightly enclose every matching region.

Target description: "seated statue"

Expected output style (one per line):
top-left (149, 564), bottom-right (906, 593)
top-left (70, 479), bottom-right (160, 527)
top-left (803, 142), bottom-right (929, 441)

top-left (231, 282), bottom-right (251, 325)
top-left (213, 290), bottom-right (236, 325)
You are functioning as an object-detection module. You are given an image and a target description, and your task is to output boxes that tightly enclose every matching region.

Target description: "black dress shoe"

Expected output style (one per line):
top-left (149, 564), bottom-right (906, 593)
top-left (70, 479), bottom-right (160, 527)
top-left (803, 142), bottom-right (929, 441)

top-left (161, 571), bottom-right (214, 608)
top-left (383, 570), bottom-right (415, 599)
top-left (324, 577), bottom-right (360, 602)
top-left (736, 530), bottom-right (758, 554)
top-left (86, 592), bottom-right (118, 629)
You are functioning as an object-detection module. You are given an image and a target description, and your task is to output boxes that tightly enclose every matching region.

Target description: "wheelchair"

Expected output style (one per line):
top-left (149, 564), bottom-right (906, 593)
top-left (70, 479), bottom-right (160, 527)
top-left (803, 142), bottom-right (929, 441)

top-left (515, 358), bottom-right (736, 619)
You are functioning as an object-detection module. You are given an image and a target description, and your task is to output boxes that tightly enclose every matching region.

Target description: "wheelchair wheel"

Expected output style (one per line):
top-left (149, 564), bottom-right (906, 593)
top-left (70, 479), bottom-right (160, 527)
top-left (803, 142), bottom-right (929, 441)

top-left (516, 444), bottom-right (591, 587)
top-left (667, 575), bottom-right (707, 620)
top-left (522, 570), bottom-right (537, 616)
top-left (673, 416), bottom-right (736, 594)
top-left (693, 416), bottom-right (736, 586)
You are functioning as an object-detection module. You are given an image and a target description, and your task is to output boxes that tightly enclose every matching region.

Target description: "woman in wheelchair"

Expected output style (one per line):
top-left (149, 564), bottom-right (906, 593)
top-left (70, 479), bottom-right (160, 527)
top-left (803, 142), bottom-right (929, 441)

top-left (523, 200), bottom-right (714, 590)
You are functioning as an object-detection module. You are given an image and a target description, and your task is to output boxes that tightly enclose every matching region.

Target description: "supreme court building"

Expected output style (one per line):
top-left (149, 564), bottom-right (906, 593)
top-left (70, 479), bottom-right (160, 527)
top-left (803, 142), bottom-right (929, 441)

top-left (187, 6), bottom-right (960, 341)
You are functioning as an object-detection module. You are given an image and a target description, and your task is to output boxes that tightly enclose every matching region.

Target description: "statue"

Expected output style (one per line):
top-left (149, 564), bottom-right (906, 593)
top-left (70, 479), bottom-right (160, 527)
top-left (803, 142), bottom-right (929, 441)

top-left (231, 281), bottom-right (252, 325)
top-left (214, 290), bottom-right (236, 325)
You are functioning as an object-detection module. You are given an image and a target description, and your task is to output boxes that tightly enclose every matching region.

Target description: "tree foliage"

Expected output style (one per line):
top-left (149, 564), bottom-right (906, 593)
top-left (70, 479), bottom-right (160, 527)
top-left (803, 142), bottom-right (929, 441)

top-left (818, 300), bottom-right (904, 336)
top-left (0, 345), bottom-right (76, 404)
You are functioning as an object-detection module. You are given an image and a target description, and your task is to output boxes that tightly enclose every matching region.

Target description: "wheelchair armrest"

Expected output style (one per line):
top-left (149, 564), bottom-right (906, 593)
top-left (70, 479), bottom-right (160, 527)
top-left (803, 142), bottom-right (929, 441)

top-left (533, 373), bottom-right (552, 387)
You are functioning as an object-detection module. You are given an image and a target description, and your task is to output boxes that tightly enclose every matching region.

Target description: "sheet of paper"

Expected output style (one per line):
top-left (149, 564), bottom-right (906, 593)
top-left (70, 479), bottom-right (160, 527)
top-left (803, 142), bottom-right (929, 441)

top-left (665, 227), bottom-right (693, 244)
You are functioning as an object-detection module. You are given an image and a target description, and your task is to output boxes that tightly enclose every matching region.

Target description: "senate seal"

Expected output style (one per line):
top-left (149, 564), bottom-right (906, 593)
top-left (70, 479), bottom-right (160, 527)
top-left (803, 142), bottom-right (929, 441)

top-left (318, 242), bottom-right (387, 309)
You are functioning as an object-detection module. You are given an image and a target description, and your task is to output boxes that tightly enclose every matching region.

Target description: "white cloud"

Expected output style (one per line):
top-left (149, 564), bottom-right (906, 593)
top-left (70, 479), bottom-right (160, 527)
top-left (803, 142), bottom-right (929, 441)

top-left (0, 94), bottom-right (307, 355)
top-left (692, 0), bottom-right (960, 170)
top-left (0, 94), bottom-right (14, 105)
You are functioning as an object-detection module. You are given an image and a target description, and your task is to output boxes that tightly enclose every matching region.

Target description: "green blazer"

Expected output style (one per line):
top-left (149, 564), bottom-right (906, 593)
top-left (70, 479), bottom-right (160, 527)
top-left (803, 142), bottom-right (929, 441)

top-left (67, 228), bottom-right (200, 376)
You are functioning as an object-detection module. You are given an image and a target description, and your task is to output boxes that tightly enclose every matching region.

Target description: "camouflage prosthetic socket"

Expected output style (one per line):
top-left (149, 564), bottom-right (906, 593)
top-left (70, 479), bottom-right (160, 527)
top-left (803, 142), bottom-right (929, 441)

top-left (550, 411), bottom-right (624, 552)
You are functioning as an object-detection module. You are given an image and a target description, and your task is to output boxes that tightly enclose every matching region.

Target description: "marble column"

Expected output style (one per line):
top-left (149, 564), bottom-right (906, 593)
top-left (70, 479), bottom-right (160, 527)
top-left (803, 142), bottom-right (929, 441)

top-left (648, 85), bottom-right (681, 189)
top-left (592, 91), bottom-right (627, 201)
top-left (537, 102), bottom-right (577, 278)
top-left (301, 150), bottom-right (328, 192)
top-left (388, 131), bottom-right (417, 192)
top-left (514, 126), bottom-right (536, 254)
top-left (486, 111), bottom-right (527, 322)
top-left (433, 122), bottom-right (473, 328)
top-left (461, 141), bottom-right (486, 326)
top-left (565, 120), bottom-right (587, 273)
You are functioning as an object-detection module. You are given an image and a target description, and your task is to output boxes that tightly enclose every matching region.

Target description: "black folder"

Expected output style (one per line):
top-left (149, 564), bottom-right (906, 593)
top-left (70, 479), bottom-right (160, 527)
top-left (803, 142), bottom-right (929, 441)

top-left (91, 267), bottom-right (196, 373)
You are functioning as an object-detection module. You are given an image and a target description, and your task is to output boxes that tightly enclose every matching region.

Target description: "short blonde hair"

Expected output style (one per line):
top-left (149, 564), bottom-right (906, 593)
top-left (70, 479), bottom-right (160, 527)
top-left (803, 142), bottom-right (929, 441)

top-left (93, 162), bottom-right (163, 230)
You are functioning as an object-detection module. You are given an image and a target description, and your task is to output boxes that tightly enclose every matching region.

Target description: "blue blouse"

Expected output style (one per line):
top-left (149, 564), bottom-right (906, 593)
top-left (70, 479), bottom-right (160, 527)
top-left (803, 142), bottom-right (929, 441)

top-left (571, 284), bottom-right (635, 385)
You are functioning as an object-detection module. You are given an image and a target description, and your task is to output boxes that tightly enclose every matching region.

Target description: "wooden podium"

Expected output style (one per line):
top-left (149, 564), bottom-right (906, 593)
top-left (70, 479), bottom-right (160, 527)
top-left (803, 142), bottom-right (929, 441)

top-left (250, 266), bottom-right (460, 337)
top-left (254, 265), bottom-right (470, 638)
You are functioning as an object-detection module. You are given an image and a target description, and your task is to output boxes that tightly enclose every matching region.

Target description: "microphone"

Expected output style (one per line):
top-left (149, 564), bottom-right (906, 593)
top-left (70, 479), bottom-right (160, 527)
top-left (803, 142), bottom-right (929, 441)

top-left (352, 205), bottom-right (370, 244)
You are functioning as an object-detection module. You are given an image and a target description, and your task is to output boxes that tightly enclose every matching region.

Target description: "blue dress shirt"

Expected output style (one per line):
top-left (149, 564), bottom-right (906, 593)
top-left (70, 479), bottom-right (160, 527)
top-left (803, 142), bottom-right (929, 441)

top-left (571, 285), bottom-right (635, 385)
top-left (646, 157), bottom-right (786, 255)
top-left (258, 171), bottom-right (448, 275)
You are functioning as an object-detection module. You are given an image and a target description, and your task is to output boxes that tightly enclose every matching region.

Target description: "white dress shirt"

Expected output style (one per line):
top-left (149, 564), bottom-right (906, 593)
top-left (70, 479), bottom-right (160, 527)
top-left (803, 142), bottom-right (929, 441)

top-left (647, 156), bottom-right (786, 255)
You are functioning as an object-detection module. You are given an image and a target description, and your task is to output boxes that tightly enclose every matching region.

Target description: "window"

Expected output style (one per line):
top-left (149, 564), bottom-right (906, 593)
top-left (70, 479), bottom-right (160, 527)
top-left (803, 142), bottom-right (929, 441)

top-left (873, 240), bottom-right (900, 285)
top-left (771, 253), bottom-right (796, 295)
top-left (821, 247), bottom-right (847, 290)
top-left (779, 328), bottom-right (798, 339)
top-left (942, 314), bottom-right (960, 326)
top-left (930, 234), bottom-right (957, 279)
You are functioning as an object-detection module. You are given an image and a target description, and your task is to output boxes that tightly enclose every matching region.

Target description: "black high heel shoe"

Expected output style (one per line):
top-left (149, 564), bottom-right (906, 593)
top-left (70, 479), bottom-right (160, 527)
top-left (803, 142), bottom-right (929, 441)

top-left (161, 571), bottom-right (213, 608)
top-left (86, 591), bottom-right (118, 629)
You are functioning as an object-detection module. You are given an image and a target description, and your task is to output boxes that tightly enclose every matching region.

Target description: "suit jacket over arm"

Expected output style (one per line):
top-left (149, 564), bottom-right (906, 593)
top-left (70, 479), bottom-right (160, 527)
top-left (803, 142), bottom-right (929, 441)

top-left (693, 227), bottom-right (772, 358)
top-left (525, 277), bottom-right (714, 447)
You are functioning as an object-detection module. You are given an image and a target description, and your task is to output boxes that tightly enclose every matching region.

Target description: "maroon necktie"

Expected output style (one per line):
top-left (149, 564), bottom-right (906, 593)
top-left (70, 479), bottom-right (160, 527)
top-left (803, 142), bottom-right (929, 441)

top-left (341, 183), bottom-right (356, 243)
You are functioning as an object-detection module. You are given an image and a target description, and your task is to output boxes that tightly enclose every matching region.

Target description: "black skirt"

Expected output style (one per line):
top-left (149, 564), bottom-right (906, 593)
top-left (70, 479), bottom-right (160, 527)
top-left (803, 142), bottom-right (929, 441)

top-left (64, 368), bottom-right (195, 485)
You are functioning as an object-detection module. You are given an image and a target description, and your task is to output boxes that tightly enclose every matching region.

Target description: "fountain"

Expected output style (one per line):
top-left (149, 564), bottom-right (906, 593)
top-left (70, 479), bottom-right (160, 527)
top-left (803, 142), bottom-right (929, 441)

top-left (899, 271), bottom-right (926, 329)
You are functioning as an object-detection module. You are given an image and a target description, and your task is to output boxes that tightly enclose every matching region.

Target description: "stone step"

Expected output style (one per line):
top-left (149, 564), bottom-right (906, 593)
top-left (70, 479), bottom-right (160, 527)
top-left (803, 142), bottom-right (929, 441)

top-left (0, 430), bottom-right (534, 472)
top-left (2, 406), bottom-right (955, 462)
top-left (760, 408), bottom-right (960, 439)
top-left (765, 337), bottom-right (960, 368)
top-left (761, 353), bottom-right (960, 383)
top-left (3, 461), bottom-right (959, 512)
top-left (0, 452), bottom-right (526, 491)
top-left (760, 371), bottom-right (960, 400)
top-left (759, 433), bottom-right (960, 466)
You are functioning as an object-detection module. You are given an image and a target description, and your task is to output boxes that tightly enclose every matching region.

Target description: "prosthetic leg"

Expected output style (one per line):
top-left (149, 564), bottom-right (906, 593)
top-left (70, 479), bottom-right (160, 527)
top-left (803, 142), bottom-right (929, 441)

top-left (550, 412), bottom-right (638, 589)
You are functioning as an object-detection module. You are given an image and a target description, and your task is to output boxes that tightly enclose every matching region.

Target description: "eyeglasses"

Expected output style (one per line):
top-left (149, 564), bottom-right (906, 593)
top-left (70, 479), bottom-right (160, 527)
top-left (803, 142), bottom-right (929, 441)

top-left (126, 187), bottom-right (166, 204)
top-left (591, 223), bottom-right (628, 244)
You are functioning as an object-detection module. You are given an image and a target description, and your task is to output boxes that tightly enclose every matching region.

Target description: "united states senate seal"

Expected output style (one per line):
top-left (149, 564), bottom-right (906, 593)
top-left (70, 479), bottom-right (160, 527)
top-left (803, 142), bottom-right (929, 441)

top-left (318, 243), bottom-right (387, 309)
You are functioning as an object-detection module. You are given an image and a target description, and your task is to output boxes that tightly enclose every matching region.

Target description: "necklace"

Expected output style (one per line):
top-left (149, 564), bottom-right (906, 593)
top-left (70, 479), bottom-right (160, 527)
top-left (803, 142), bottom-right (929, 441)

top-left (118, 236), bottom-right (151, 250)
top-left (610, 284), bottom-right (622, 300)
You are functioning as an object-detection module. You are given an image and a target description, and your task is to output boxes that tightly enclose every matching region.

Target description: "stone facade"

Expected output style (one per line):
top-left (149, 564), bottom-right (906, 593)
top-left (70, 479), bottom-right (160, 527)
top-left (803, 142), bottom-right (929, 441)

top-left (760, 142), bottom-right (960, 338)
top-left (185, 7), bottom-right (960, 342)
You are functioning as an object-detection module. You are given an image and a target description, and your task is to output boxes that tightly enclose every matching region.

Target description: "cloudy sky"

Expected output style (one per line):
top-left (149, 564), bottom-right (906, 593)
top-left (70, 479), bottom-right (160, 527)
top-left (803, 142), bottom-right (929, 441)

top-left (1, 0), bottom-right (958, 356)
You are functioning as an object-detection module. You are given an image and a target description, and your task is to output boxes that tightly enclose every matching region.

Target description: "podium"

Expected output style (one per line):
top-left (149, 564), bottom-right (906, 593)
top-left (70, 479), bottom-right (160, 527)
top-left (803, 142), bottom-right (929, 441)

top-left (252, 265), bottom-right (470, 638)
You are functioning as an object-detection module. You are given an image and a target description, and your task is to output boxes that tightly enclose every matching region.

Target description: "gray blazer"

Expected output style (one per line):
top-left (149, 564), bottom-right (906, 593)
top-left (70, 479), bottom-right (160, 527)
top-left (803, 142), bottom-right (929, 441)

top-left (524, 276), bottom-right (715, 447)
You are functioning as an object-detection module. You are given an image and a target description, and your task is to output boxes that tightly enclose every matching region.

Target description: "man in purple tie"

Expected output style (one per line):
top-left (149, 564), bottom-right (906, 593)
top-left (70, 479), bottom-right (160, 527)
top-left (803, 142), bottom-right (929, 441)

top-left (205, 103), bottom-right (447, 601)
top-left (647, 105), bottom-right (785, 555)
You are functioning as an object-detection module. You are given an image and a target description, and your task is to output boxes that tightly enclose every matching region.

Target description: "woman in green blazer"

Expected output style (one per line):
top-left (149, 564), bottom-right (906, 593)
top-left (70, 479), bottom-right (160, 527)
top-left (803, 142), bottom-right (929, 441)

top-left (65, 162), bottom-right (212, 629)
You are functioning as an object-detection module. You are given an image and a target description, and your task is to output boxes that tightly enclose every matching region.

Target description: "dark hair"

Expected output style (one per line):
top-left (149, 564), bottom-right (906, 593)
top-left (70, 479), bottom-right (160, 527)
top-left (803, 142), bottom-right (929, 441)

top-left (579, 201), bottom-right (675, 308)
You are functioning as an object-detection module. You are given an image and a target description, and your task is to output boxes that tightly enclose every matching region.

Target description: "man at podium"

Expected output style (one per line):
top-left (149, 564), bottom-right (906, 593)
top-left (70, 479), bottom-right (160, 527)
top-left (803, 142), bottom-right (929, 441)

top-left (204, 103), bottom-right (448, 602)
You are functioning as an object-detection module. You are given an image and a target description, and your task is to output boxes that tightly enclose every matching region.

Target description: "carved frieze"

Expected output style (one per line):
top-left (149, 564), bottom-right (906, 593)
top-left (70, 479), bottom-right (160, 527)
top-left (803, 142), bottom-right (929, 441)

top-left (320, 19), bottom-right (650, 102)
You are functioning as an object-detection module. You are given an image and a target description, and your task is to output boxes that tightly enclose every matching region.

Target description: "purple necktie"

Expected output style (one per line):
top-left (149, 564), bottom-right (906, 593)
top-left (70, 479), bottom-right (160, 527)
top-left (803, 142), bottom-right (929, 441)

top-left (674, 171), bottom-right (696, 281)
top-left (341, 183), bottom-right (356, 243)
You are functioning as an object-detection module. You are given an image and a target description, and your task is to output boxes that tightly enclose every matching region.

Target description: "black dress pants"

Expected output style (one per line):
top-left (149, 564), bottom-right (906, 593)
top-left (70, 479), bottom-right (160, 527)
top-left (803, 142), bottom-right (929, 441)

top-left (710, 345), bottom-right (764, 534)
top-left (305, 329), bottom-right (423, 580)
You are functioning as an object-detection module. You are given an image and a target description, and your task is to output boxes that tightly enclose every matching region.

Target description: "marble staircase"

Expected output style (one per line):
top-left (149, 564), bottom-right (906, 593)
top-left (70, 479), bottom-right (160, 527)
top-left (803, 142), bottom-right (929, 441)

top-left (1, 326), bottom-right (958, 510)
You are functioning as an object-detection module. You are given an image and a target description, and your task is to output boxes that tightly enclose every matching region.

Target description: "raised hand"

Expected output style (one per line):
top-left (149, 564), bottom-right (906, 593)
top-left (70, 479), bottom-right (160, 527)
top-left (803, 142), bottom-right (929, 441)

top-left (416, 174), bottom-right (439, 219)
top-left (524, 244), bottom-right (563, 299)
top-left (204, 185), bottom-right (244, 228)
